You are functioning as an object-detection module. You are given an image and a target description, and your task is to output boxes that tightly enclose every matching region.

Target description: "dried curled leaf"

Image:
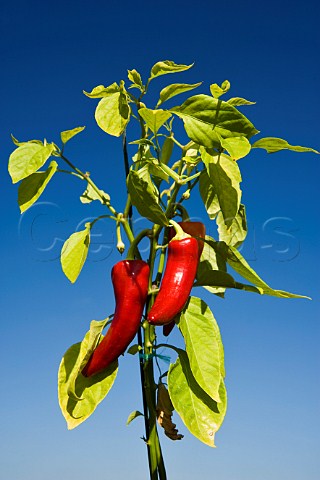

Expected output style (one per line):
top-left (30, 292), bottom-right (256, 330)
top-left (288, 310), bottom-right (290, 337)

top-left (156, 382), bottom-right (183, 441)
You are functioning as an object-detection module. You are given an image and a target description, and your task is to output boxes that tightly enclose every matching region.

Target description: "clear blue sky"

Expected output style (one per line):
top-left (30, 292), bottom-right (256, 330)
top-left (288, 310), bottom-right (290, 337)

top-left (1, 0), bottom-right (319, 479)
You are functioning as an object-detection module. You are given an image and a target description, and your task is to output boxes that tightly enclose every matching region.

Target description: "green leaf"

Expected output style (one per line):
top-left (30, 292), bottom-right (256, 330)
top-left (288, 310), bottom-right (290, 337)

top-left (199, 170), bottom-right (220, 220)
top-left (210, 80), bottom-right (230, 99)
top-left (80, 183), bottom-right (110, 204)
top-left (127, 344), bottom-right (141, 355)
top-left (216, 204), bottom-right (247, 247)
top-left (168, 350), bottom-right (227, 447)
top-left (61, 225), bottom-right (90, 283)
top-left (127, 69), bottom-right (143, 90)
top-left (227, 97), bottom-right (256, 106)
top-left (212, 241), bottom-right (311, 299)
top-left (10, 134), bottom-right (43, 147)
top-left (220, 136), bottom-right (251, 160)
top-left (196, 235), bottom-right (227, 296)
top-left (138, 108), bottom-right (172, 134)
top-left (195, 269), bottom-right (236, 289)
top-left (135, 164), bottom-right (158, 193)
top-left (126, 410), bottom-right (144, 426)
top-left (83, 82), bottom-right (119, 98)
top-left (18, 161), bottom-right (58, 213)
top-left (127, 170), bottom-right (169, 226)
top-left (201, 149), bottom-right (242, 227)
top-left (66, 318), bottom-right (109, 401)
top-left (150, 60), bottom-right (194, 80)
top-left (160, 137), bottom-right (174, 165)
top-left (157, 82), bottom-right (202, 106)
top-left (61, 126), bottom-right (85, 144)
top-left (129, 138), bottom-right (155, 147)
top-left (148, 163), bottom-right (169, 183)
top-left (252, 137), bottom-right (319, 154)
top-left (177, 297), bottom-right (224, 401)
top-left (95, 91), bottom-right (131, 136)
top-left (58, 321), bottom-right (118, 430)
top-left (8, 143), bottom-right (55, 184)
top-left (171, 94), bottom-right (259, 149)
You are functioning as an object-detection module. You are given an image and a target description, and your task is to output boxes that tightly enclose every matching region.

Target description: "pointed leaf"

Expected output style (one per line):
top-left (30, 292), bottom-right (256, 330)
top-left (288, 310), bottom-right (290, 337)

top-left (66, 319), bottom-right (109, 400)
top-left (150, 60), bottom-right (193, 79)
top-left (227, 97), bottom-right (256, 106)
top-left (157, 82), bottom-right (202, 106)
top-left (161, 137), bottom-right (174, 165)
top-left (201, 149), bottom-right (242, 227)
top-left (83, 83), bottom-right (119, 98)
top-left (220, 136), bottom-right (251, 160)
top-left (58, 322), bottom-right (118, 430)
top-left (196, 235), bottom-right (227, 296)
top-left (210, 80), bottom-right (230, 99)
top-left (171, 94), bottom-right (259, 149)
top-left (199, 170), bottom-right (220, 220)
top-left (61, 127), bottom-right (85, 144)
top-left (148, 163), bottom-right (169, 183)
top-left (9, 143), bottom-right (55, 183)
top-left (129, 138), bottom-right (156, 148)
top-left (217, 204), bottom-right (247, 247)
top-left (127, 170), bottom-right (169, 226)
top-left (95, 92), bottom-right (130, 136)
top-left (252, 137), bottom-right (319, 154)
top-left (127, 69), bottom-right (143, 90)
top-left (211, 241), bottom-right (310, 299)
top-left (80, 183), bottom-right (110, 204)
top-left (127, 344), bottom-right (141, 355)
top-left (134, 164), bottom-right (158, 193)
top-left (168, 350), bottom-right (227, 447)
top-left (138, 108), bottom-right (172, 134)
top-left (61, 225), bottom-right (90, 283)
top-left (18, 161), bottom-right (58, 213)
top-left (10, 134), bottom-right (43, 147)
top-left (126, 410), bottom-right (144, 426)
top-left (177, 297), bottom-right (224, 401)
top-left (195, 270), bottom-right (236, 289)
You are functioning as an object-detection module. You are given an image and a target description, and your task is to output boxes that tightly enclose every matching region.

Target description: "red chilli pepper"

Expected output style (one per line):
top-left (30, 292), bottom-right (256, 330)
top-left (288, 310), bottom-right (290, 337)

top-left (82, 259), bottom-right (149, 377)
top-left (148, 223), bottom-right (199, 326)
top-left (163, 221), bottom-right (206, 335)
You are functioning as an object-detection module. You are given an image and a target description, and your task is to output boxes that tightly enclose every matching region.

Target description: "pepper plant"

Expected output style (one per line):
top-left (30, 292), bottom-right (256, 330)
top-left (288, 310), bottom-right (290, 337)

top-left (8, 60), bottom-right (318, 479)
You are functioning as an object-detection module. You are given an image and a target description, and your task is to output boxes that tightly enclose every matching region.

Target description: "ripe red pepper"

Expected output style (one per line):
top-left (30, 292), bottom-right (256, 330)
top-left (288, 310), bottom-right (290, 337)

top-left (82, 259), bottom-right (149, 377)
top-left (148, 223), bottom-right (199, 326)
top-left (163, 221), bottom-right (206, 336)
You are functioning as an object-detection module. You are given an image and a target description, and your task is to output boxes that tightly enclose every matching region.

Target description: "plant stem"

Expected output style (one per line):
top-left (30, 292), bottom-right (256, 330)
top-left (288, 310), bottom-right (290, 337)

top-left (122, 130), bottom-right (133, 220)
top-left (59, 154), bottom-right (117, 216)
top-left (121, 131), bottom-right (159, 478)
top-left (143, 230), bottom-right (167, 480)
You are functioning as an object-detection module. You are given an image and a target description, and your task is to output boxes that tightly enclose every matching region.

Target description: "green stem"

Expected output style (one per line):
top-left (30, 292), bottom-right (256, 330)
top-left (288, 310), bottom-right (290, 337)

top-left (170, 136), bottom-right (184, 150)
top-left (121, 130), bottom-right (157, 478)
top-left (155, 229), bottom-right (169, 286)
top-left (59, 154), bottom-right (117, 216)
top-left (123, 194), bottom-right (132, 220)
top-left (122, 131), bottom-right (133, 220)
top-left (143, 231), bottom-right (167, 480)
top-left (179, 170), bottom-right (201, 185)
top-left (126, 228), bottom-right (152, 260)
top-left (59, 153), bottom-right (140, 255)
top-left (173, 204), bottom-right (190, 221)
top-left (57, 168), bottom-right (83, 179)
top-left (90, 214), bottom-right (117, 228)
top-left (177, 174), bottom-right (201, 205)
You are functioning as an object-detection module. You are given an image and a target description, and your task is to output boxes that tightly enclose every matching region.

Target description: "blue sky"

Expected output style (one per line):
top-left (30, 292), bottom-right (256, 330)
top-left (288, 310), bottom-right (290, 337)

top-left (1, 0), bottom-right (319, 479)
